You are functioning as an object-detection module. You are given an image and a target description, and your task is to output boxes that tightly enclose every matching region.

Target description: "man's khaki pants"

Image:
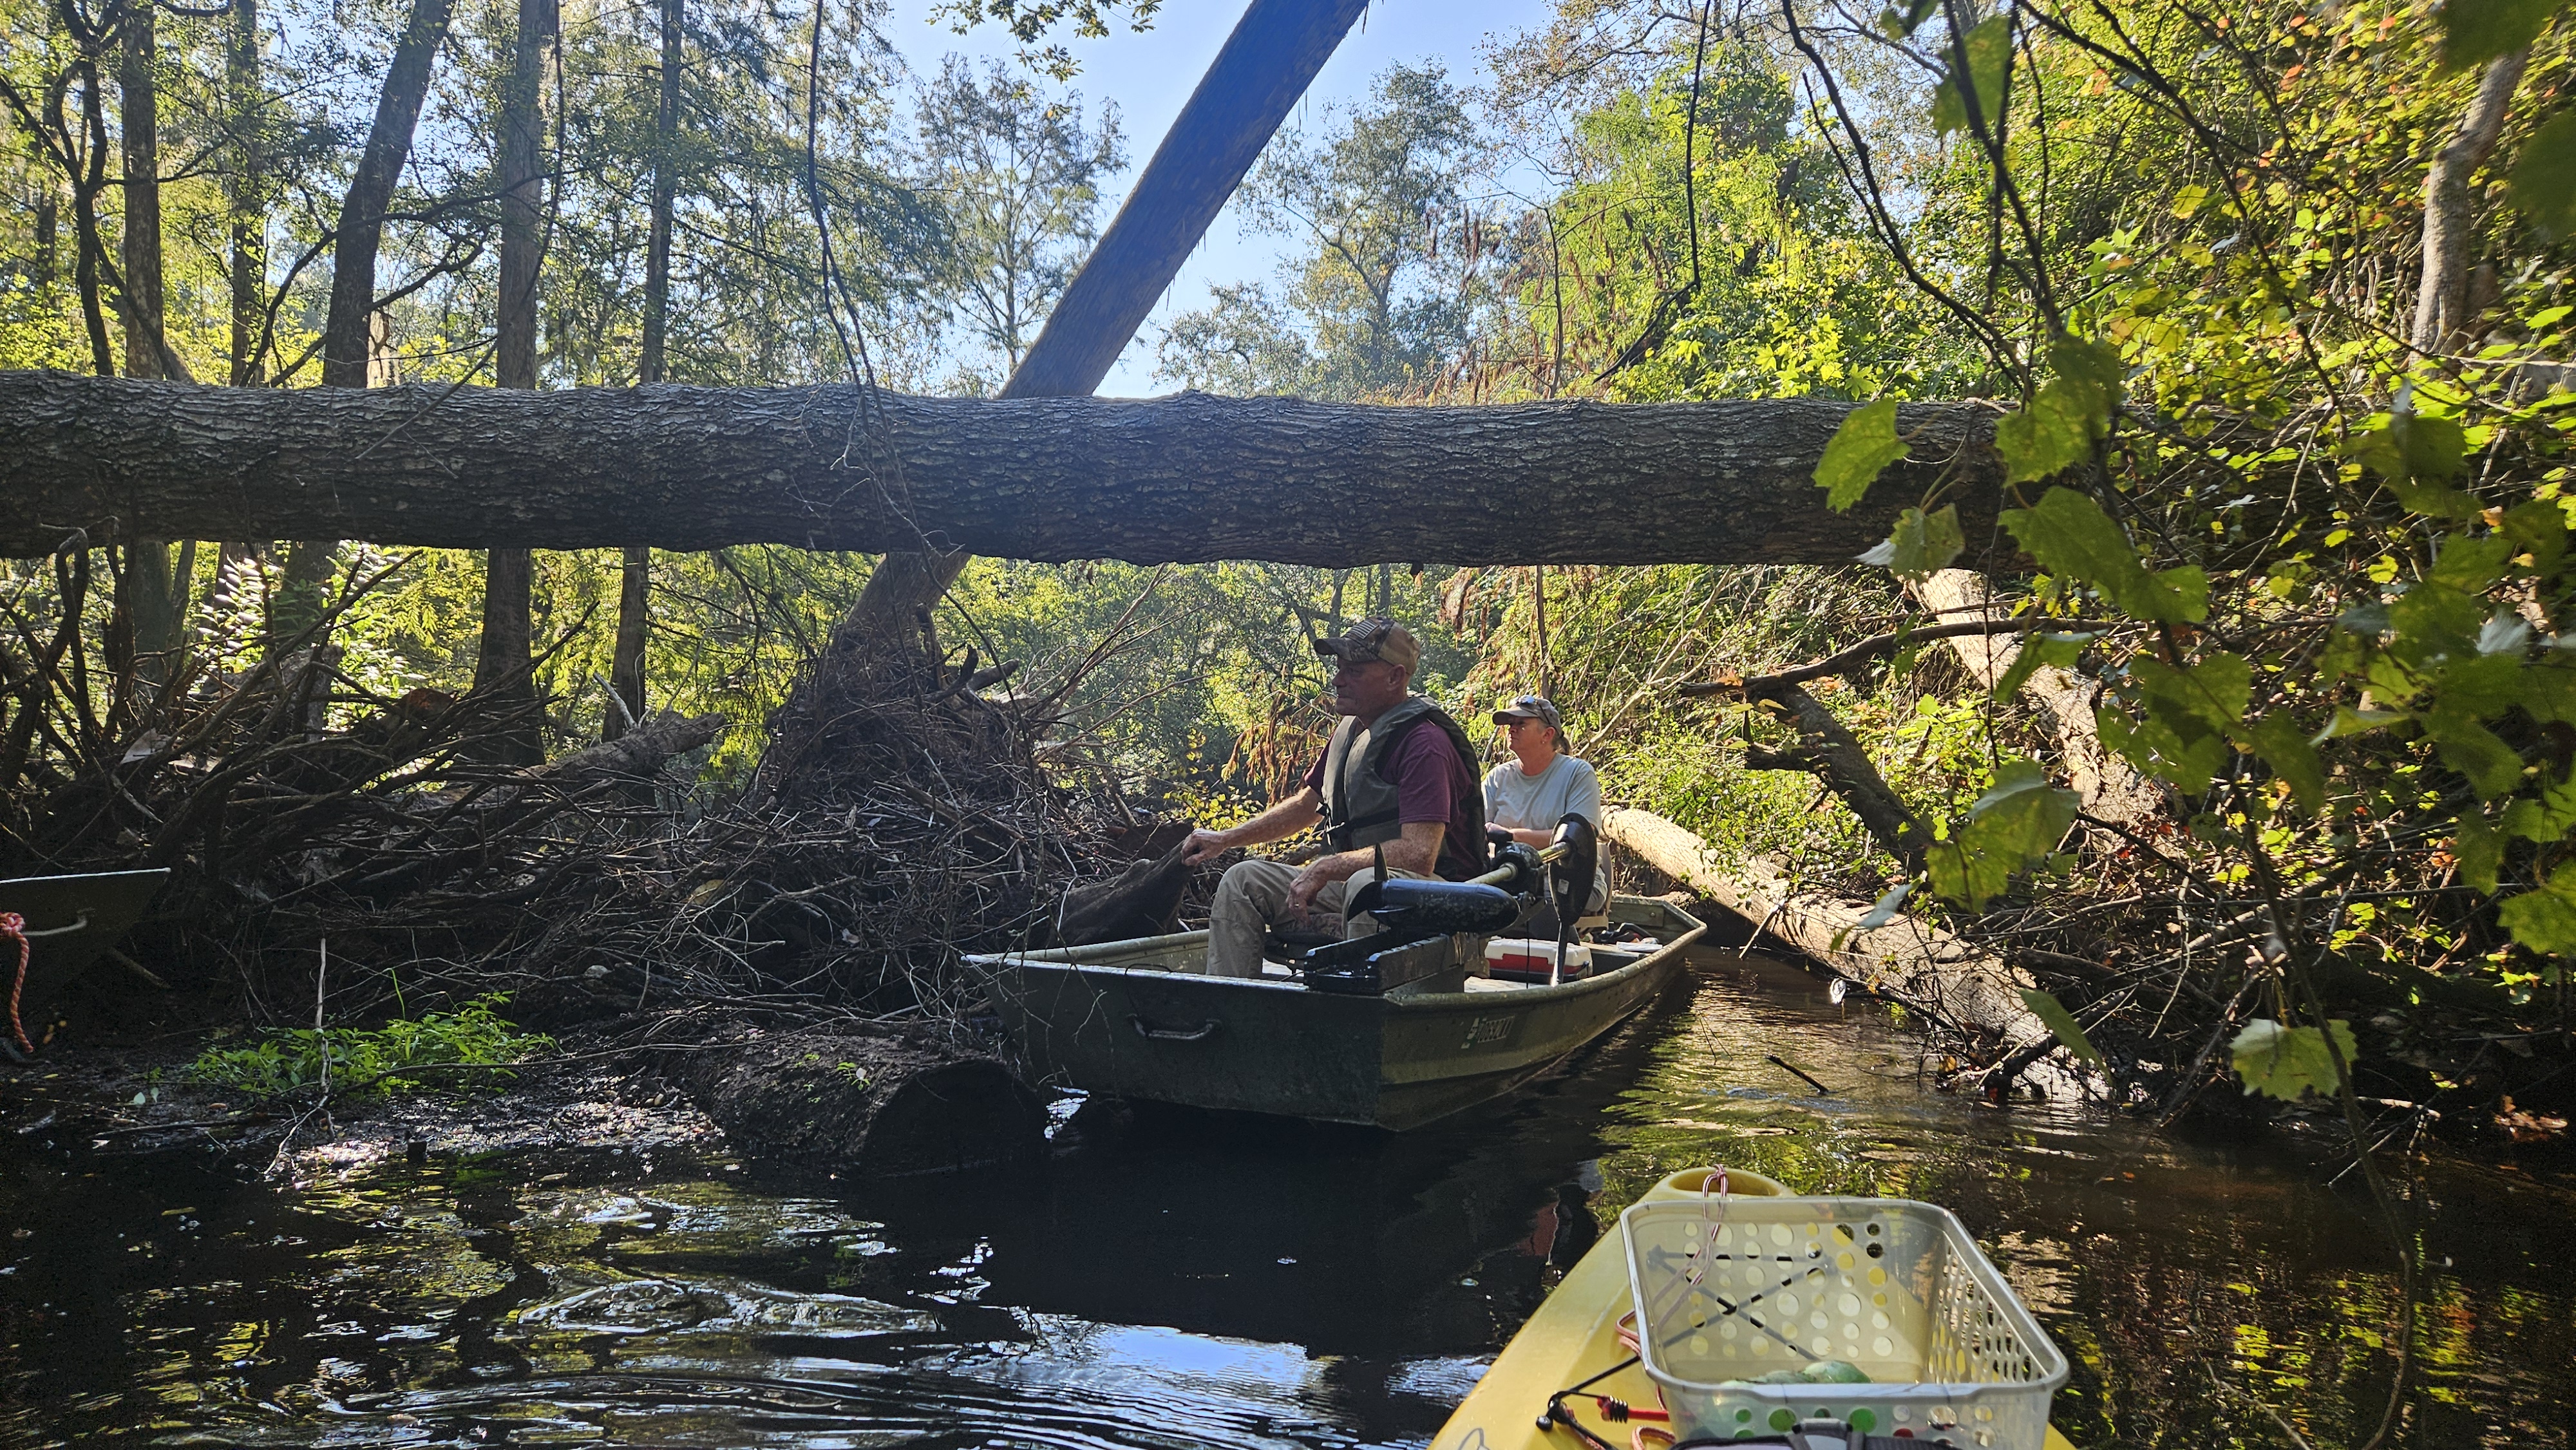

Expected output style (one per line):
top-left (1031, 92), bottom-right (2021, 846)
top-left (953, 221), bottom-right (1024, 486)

top-left (1204, 858), bottom-right (1434, 978)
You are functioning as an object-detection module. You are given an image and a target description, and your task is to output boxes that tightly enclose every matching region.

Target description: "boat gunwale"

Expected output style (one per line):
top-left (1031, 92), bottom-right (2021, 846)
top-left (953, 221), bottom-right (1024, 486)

top-left (961, 895), bottom-right (1707, 1010)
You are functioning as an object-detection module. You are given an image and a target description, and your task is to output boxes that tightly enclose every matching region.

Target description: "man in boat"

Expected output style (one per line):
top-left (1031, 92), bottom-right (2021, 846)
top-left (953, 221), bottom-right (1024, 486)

top-left (1181, 617), bottom-right (1485, 977)
top-left (1484, 693), bottom-right (1609, 937)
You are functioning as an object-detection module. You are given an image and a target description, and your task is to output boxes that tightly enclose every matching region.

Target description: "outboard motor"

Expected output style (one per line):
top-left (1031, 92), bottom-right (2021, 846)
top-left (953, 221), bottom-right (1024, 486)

top-left (1299, 876), bottom-right (1520, 996)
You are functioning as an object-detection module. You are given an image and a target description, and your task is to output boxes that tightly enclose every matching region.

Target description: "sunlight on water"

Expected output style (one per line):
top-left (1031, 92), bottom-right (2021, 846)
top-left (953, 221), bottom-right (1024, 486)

top-left (3, 956), bottom-right (2569, 1447)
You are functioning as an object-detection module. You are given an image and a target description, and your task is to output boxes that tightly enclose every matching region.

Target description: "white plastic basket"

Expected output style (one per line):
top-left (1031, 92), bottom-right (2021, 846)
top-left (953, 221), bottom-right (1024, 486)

top-left (1622, 1196), bottom-right (2066, 1448)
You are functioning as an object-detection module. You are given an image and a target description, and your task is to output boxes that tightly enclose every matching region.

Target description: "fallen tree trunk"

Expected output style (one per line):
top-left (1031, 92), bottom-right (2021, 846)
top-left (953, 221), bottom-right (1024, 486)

top-left (0, 372), bottom-right (2001, 564)
top-left (1600, 806), bottom-right (2070, 1091)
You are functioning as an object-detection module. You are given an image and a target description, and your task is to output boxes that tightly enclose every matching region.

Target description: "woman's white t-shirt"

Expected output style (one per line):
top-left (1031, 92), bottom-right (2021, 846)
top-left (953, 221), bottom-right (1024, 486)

top-left (1482, 753), bottom-right (1609, 910)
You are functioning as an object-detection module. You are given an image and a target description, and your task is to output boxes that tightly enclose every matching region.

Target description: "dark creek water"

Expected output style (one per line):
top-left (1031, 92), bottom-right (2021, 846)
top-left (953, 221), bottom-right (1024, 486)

top-left (5, 955), bottom-right (2571, 1449)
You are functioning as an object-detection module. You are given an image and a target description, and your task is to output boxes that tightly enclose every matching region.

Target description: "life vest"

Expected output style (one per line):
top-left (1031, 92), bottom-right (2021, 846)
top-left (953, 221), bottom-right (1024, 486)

top-left (1318, 696), bottom-right (1486, 881)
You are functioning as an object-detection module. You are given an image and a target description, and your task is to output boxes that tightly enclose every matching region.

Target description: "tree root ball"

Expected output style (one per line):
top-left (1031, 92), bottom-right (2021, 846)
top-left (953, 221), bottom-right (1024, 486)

top-left (670, 1022), bottom-right (1045, 1176)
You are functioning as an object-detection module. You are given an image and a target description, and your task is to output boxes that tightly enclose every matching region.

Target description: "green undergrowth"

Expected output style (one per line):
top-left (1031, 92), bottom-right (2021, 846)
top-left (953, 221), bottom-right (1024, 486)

top-left (189, 995), bottom-right (554, 1098)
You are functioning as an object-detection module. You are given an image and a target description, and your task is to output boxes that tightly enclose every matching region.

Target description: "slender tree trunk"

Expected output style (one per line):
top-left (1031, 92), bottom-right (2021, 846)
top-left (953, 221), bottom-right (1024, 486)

top-left (117, 5), bottom-right (184, 683)
top-left (73, 58), bottom-right (116, 377)
top-left (2413, 50), bottom-right (2528, 355)
top-left (838, 0), bottom-right (1372, 645)
top-left (225, 0), bottom-right (265, 387)
top-left (473, 0), bottom-right (554, 764)
top-left (607, 0), bottom-right (681, 742)
top-left (283, 0), bottom-right (457, 644)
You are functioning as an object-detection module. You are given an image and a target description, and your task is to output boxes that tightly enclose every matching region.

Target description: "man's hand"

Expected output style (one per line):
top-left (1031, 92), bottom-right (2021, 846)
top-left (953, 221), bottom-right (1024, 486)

top-left (1180, 828), bottom-right (1233, 867)
top-left (1285, 862), bottom-right (1331, 918)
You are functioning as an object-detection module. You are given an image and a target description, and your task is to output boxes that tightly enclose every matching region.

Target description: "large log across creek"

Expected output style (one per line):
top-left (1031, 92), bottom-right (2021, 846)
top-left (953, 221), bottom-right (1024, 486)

top-left (0, 371), bottom-right (2003, 565)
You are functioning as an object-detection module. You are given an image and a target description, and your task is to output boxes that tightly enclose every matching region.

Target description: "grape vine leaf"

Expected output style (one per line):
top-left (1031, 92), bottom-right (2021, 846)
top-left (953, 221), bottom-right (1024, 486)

top-left (2018, 988), bottom-right (2103, 1065)
top-left (1815, 398), bottom-right (1909, 512)
top-left (2499, 862), bottom-right (2576, 955)
top-left (1932, 15), bottom-right (2012, 137)
top-left (2510, 110), bottom-right (2576, 239)
top-left (2002, 487), bottom-right (2208, 624)
top-left (1884, 505), bottom-right (1965, 581)
top-left (2231, 1018), bottom-right (2358, 1101)
top-left (2438, 0), bottom-right (2569, 70)
top-left (1991, 631), bottom-right (2094, 702)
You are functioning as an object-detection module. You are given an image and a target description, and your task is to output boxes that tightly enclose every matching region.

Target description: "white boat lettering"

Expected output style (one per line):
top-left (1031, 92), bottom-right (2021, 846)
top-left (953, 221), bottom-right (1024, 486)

top-left (1461, 1015), bottom-right (1511, 1048)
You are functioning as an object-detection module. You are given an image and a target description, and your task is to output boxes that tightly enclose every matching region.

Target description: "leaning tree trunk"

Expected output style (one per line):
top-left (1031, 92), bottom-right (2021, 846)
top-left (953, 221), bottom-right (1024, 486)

top-left (223, 0), bottom-right (265, 388)
top-left (283, 0), bottom-right (456, 641)
top-left (2413, 50), bottom-right (2528, 355)
top-left (471, 0), bottom-right (554, 766)
top-left (838, 0), bottom-right (1374, 646)
top-left (1600, 806), bottom-right (2071, 1095)
top-left (1915, 569), bottom-right (2163, 826)
top-left (0, 377), bottom-right (2002, 565)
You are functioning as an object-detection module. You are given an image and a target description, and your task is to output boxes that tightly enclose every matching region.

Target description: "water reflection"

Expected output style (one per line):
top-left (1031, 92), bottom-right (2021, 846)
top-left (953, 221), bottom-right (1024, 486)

top-left (1, 955), bottom-right (2568, 1448)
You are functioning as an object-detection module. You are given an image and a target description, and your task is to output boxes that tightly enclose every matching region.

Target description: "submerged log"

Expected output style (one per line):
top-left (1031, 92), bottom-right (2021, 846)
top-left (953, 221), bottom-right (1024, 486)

top-left (0, 372), bottom-right (2000, 565)
top-left (1600, 806), bottom-right (2071, 1092)
top-left (671, 1022), bottom-right (1046, 1176)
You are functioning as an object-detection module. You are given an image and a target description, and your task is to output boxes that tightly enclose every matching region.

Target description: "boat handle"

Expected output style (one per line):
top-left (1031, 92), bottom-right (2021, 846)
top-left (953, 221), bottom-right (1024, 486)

top-left (15, 912), bottom-right (90, 939)
top-left (1129, 1015), bottom-right (1220, 1042)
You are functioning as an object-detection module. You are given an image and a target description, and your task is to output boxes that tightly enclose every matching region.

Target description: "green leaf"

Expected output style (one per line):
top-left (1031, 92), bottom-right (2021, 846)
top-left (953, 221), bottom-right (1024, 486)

top-left (1927, 761), bottom-right (2078, 912)
top-left (2457, 814), bottom-right (2503, 893)
top-left (2428, 532), bottom-right (2514, 592)
top-left (2002, 487), bottom-right (2208, 624)
top-left (2438, 0), bottom-right (2568, 70)
top-left (1815, 398), bottom-right (1910, 512)
top-left (1965, 759), bottom-right (2081, 858)
top-left (2231, 1019), bottom-right (2358, 1101)
top-left (2134, 651), bottom-right (2251, 734)
top-left (2349, 409), bottom-right (2478, 518)
top-left (2170, 183), bottom-right (2208, 220)
top-left (1995, 384), bottom-right (2096, 483)
top-left (2048, 334), bottom-right (2126, 422)
top-left (2501, 861), bottom-right (2576, 954)
top-left (2510, 110), bottom-right (2576, 240)
top-left (1877, 0), bottom-right (1940, 39)
top-left (2099, 701), bottom-right (2230, 794)
top-left (2018, 988), bottom-right (2104, 1066)
top-left (2521, 657), bottom-right (2576, 723)
top-left (1992, 631), bottom-right (2093, 702)
top-left (1880, 504), bottom-right (1965, 581)
top-left (2424, 704), bottom-right (2527, 798)
top-left (2240, 712), bottom-right (2324, 814)
top-left (1932, 15), bottom-right (2012, 137)
top-left (2312, 706), bottom-right (2410, 742)
top-left (2501, 498), bottom-right (2571, 575)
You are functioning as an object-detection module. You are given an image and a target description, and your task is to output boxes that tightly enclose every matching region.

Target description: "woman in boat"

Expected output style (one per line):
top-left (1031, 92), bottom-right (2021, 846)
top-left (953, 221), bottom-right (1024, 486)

top-left (1485, 695), bottom-right (1607, 936)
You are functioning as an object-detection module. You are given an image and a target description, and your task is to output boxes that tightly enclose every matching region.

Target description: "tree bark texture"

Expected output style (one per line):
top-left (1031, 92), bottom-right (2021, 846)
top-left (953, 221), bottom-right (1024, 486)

top-left (473, 0), bottom-right (556, 764)
top-left (319, 0), bottom-right (455, 389)
top-left (607, 0), bottom-right (678, 741)
top-left (841, 0), bottom-right (1373, 639)
top-left (225, 0), bottom-right (264, 386)
top-left (115, 11), bottom-right (184, 674)
top-left (117, 5), bottom-right (184, 384)
top-left (1742, 680), bottom-right (1926, 871)
top-left (2413, 50), bottom-right (2528, 354)
top-left (1915, 569), bottom-right (2163, 826)
top-left (0, 375), bottom-right (2003, 565)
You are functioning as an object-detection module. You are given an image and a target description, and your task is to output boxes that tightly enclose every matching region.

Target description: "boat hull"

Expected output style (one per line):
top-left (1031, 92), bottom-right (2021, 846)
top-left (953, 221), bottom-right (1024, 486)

top-left (966, 895), bottom-right (1702, 1130)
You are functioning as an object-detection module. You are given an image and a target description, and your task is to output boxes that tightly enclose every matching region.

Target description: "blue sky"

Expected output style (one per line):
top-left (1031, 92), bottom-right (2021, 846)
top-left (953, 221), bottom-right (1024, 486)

top-left (879, 0), bottom-right (1563, 395)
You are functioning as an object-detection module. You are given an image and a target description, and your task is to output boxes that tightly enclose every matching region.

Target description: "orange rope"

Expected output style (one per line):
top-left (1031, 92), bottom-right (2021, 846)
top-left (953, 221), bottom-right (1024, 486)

top-left (2, 912), bottom-right (27, 1055)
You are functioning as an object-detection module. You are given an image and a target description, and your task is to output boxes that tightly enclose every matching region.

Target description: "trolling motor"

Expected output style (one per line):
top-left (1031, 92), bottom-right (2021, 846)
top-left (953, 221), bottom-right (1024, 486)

top-left (1298, 823), bottom-right (1595, 997)
top-left (1547, 813), bottom-right (1600, 987)
top-left (1299, 845), bottom-right (1525, 996)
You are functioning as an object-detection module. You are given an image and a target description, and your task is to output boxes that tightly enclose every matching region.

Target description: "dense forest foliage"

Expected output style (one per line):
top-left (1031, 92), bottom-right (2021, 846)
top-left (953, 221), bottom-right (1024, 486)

top-left (3, 0), bottom-right (2573, 1144)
